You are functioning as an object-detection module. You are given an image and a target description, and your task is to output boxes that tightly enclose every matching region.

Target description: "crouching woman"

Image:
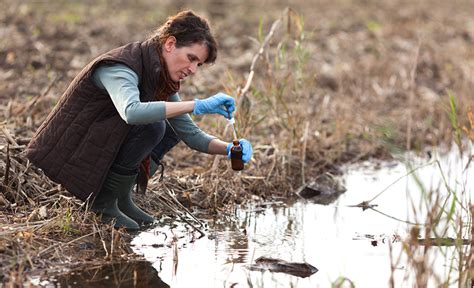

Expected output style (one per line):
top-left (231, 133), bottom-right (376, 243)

top-left (26, 10), bottom-right (252, 231)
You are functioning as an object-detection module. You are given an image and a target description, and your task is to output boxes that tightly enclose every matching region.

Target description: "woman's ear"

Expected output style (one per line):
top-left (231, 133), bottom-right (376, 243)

top-left (164, 36), bottom-right (177, 52)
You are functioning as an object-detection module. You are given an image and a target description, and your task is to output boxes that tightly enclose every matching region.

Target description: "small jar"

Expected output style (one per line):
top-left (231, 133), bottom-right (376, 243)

top-left (230, 140), bottom-right (244, 171)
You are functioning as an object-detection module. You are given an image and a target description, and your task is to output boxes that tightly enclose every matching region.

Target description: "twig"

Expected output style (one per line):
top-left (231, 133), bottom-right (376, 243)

top-left (37, 231), bottom-right (98, 257)
top-left (237, 8), bottom-right (286, 101)
top-left (4, 144), bottom-right (10, 186)
top-left (0, 218), bottom-right (58, 236)
top-left (98, 225), bottom-right (109, 258)
top-left (2, 127), bottom-right (18, 146)
top-left (469, 205), bottom-right (473, 285)
top-left (151, 189), bottom-right (206, 237)
top-left (406, 41), bottom-right (421, 151)
top-left (110, 227), bottom-right (115, 258)
top-left (265, 145), bottom-right (277, 182)
top-left (347, 201), bottom-right (378, 211)
top-left (26, 74), bottom-right (61, 112)
top-left (366, 160), bottom-right (436, 204)
top-left (301, 121), bottom-right (309, 185)
top-left (164, 189), bottom-right (204, 226)
top-left (172, 230), bottom-right (179, 276)
top-left (369, 206), bottom-right (427, 226)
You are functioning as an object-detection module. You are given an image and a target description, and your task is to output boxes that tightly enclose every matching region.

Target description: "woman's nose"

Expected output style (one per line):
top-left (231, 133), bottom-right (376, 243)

top-left (188, 63), bottom-right (198, 74)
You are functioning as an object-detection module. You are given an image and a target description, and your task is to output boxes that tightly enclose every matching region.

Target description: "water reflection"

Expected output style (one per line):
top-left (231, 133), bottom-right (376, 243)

top-left (131, 143), bottom-right (472, 287)
top-left (38, 144), bottom-right (472, 287)
top-left (44, 261), bottom-right (169, 288)
top-left (36, 145), bottom-right (471, 287)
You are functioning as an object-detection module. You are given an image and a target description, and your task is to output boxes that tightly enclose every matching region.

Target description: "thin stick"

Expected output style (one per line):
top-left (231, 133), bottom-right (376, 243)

top-left (469, 205), bottom-right (473, 285)
top-left (366, 160), bottom-right (436, 204)
top-left (369, 207), bottom-right (427, 226)
top-left (172, 230), bottom-right (179, 276)
top-left (231, 123), bottom-right (238, 140)
top-left (151, 189), bottom-right (206, 237)
top-left (4, 144), bottom-right (10, 186)
top-left (37, 231), bottom-right (97, 257)
top-left (301, 121), bottom-right (309, 185)
top-left (26, 74), bottom-right (61, 111)
top-left (237, 9), bottom-right (286, 102)
top-left (406, 41), bottom-right (421, 151)
top-left (157, 187), bottom-right (204, 226)
top-left (165, 190), bottom-right (204, 226)
top-left (2, 127), bottom-right (18, 146)
top-left (110, 227), bottom-right (114, 258)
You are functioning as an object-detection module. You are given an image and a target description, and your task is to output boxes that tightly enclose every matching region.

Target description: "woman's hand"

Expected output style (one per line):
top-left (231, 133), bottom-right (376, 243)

top-left (226, 139), bottom-right (253, 163)
top-left (193, 92), bottom-right (235, 119)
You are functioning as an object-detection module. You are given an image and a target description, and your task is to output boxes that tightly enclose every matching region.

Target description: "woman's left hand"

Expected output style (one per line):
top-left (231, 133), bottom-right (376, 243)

top-left (227, 139), bottom-right (253, 163)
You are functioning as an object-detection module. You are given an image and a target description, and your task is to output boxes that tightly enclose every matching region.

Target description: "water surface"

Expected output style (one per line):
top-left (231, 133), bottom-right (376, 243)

top-left (131, 144), bottom-right (473, 287)
top-left (36, 145), bottom-right (471, 287)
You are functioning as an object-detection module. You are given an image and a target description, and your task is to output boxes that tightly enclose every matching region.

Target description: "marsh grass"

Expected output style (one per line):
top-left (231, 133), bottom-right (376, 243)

top-left (402, 157), bottom-right (471, 287)
top-left (385, 101), bottom-right (473, 287)
top-left (0, 135), bottom-right (136, 285)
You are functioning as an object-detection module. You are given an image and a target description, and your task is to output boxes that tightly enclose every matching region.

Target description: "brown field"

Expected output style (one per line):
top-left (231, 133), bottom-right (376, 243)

top-left (1, 0), bottom-right (473, 285)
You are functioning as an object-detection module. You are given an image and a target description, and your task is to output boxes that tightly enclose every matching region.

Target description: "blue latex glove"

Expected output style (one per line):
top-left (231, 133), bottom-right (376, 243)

top-left (193, 92), bottom-right (235, 119)
top-left (226, 139), bottom-right (253, 163)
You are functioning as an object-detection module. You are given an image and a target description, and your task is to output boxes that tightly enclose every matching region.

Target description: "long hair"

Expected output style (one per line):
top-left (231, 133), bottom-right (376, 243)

top-left (151, 10), bottom-right (218, 101)
top-left (151, 10), bottom-right (218, 64)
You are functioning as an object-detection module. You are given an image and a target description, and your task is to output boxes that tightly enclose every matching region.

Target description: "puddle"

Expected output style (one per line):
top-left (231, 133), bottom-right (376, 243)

top-left (35, 261), bottom-right (169, 288)
top-left (130, 144), bottom-right (472, 287)
top-left (38, 143), bottom-right (473, 287)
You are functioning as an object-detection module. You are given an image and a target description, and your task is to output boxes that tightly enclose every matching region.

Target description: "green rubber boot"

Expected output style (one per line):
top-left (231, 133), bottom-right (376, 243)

top-left (91, 172), bottom-right (140, 231)
top-left (115, 172), bottom-right (156, 226)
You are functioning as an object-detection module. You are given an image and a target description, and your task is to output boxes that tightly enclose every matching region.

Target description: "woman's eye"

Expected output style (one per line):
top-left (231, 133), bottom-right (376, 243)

top-left (188, 55), bottom-right (197, 63)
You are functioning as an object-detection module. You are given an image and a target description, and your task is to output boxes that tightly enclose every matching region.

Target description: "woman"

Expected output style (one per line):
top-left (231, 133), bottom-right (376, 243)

top-left (26, 10), bottom-right (253, 230)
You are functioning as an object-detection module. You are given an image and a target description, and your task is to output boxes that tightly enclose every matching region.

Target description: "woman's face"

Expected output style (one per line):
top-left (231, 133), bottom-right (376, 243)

top-left (162, 37), bottom-right (208, 82)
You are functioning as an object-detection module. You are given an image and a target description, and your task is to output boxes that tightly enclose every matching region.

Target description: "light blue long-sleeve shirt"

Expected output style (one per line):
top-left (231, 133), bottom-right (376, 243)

top-left (92, 63), bottom-right (214, 153)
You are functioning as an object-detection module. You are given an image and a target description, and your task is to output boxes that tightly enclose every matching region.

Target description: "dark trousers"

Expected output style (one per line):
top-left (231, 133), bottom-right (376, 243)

top-left (110, 120), bottom-right (180, 175)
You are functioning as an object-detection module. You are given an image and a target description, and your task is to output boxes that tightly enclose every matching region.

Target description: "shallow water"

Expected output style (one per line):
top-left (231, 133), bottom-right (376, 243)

top-left (129, 144), bottom-right (472, 287)
top-left (39, 261), bottom-right (169, 288)
top-left (38, 144), bottom-right (472, 287)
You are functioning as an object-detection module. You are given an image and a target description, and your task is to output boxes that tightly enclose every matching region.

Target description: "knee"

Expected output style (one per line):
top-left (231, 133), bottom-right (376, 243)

top-left (163, 121), bottom-right (180, 143)
top-left (151, 122), bottom-right (181, 161)
top-left (145, 121), bottom-right (166, 147)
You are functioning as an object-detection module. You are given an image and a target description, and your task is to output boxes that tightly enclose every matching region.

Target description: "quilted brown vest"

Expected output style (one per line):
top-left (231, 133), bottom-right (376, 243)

top-left (26, 39), bottom-right (164, 202)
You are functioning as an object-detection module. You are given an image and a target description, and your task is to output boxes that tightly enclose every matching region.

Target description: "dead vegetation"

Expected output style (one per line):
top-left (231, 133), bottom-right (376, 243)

top-left (1, 0), bottom-right (473, 286)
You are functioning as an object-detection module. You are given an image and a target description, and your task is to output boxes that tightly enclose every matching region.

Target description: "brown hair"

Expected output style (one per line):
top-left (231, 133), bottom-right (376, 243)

top-left (151, 10), bottom-right (217, 64)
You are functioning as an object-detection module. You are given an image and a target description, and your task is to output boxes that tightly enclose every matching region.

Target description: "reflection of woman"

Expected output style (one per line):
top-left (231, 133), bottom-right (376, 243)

top-left (26, 10), bottom-right (253, 231)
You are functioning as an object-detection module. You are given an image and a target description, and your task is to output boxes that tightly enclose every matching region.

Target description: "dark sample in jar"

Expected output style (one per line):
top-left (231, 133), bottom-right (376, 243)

top-left (230, 140), bottom-right (244, 171)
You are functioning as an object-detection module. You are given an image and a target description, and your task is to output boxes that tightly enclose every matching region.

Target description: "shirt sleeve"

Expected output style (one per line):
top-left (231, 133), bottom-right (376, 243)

top-left (167, 93), bottom-right (216, 153)
top-left (92, 63), bottom-right (167, 124)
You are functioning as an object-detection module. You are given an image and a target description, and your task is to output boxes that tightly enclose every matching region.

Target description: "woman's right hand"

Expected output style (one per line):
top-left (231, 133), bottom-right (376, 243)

top-left (193, 92), bottom-right (235, 119)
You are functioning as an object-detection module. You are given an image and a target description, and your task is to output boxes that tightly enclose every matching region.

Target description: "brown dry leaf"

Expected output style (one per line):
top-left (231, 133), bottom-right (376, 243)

top-left (287, 8), bottom-right (304, 36)
top-left (39, 205), bottom-right (48, 219)
top-left (27, 208), bottom-right (38, 222)
top-left (462, 106), bottom-right (474, 141)
top-left (17, 231), bottom-right (32, 240)
top-left (462, 126), bottom-right (474, 141)
top-left (5, 51), bottom-right (15, 64)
